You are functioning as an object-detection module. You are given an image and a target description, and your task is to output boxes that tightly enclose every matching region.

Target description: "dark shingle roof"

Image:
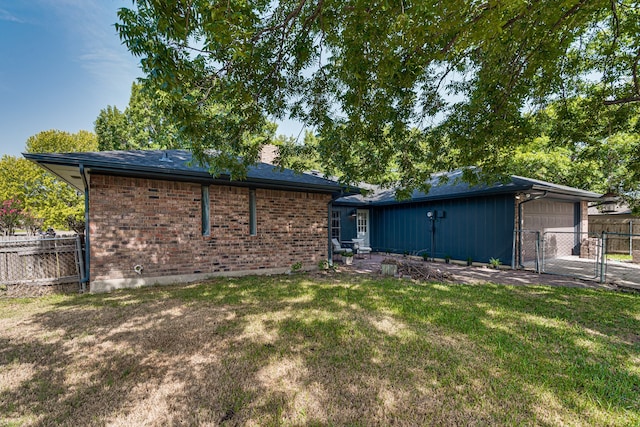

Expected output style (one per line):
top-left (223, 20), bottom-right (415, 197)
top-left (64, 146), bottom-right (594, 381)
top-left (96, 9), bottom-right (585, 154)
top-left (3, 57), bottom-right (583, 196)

top-left (335, 169), bottom-right (601, 206)
top-left (23, 149), bottom-right (349, 194)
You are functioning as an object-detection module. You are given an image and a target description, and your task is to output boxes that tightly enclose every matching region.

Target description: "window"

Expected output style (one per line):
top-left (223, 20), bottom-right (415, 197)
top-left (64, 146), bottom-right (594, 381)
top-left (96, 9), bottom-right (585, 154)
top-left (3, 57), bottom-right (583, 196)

top-left (201, 185), bottom-right (210, 236)
top-left (249, 189), bottom-right (257, 236)
top-left (331, 210), bottom-right (341, 240)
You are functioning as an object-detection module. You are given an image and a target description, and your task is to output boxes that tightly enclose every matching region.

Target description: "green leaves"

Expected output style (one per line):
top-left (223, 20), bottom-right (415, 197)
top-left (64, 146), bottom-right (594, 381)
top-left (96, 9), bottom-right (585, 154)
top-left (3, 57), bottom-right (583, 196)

top-left (115, 0), bottom-right (640, 194)
top-left (1, 130), bottom-right (98, 230)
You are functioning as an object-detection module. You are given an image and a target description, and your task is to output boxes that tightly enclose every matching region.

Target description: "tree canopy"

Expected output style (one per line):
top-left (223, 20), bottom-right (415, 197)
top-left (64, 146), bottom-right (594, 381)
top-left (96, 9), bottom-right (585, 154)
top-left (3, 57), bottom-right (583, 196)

top-left (95, 83), bottom-right (186, 151)
top-left (0, 130), bottom-right (97, 231)
top-left (116, 0), bottom-right (640, 192)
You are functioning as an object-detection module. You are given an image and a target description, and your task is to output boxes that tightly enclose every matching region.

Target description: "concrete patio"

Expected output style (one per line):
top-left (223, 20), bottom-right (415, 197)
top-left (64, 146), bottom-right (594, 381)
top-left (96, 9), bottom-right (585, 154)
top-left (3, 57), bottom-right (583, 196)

top-left (341, 253), bottom-right (625, 291)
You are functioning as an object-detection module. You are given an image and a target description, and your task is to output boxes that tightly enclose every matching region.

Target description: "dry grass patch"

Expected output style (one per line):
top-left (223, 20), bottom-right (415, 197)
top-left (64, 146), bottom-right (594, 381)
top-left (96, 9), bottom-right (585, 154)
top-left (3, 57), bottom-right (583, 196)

top-left (0, 274), bottom-right (638, 426)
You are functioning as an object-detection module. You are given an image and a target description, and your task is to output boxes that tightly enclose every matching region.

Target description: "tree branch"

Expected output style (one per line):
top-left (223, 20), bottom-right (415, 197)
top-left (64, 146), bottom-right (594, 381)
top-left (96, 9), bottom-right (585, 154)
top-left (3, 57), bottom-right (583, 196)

top-left (603, 96), bottom-right (640, 105)
top-left (440, 3), bottom-right (493, 55)
top-left (251, 0), bottom-right (307, 42)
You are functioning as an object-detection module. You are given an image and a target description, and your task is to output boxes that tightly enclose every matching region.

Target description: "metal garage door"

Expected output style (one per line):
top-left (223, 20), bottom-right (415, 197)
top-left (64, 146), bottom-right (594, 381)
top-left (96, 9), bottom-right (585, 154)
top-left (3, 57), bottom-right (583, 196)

top-left (523, 199), bottom-right (575, 233)
top-left (523, 199), bottom-right (577, 258)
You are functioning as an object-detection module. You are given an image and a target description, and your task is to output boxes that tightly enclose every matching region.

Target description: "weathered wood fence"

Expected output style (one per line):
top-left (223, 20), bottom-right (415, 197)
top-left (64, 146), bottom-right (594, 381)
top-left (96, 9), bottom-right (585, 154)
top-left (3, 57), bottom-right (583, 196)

top-left (589, 217), bottom-right (637, 254)
top-left (0, 236), bottom-right (82, 286)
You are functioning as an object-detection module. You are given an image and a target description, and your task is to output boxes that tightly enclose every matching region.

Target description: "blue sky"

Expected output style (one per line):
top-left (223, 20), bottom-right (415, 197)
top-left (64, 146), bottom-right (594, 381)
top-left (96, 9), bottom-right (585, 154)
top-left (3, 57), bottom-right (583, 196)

top-left (0, 0), bottom-right (302, 158)
top-left (0, 0), bottom-right (143, 157)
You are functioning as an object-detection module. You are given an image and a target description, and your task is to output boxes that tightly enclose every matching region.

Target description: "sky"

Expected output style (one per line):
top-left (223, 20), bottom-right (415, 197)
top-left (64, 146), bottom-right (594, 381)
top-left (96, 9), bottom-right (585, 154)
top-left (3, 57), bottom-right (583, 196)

top-left (0, 0), bottom-right (143, 157)
top-left (0, 0), bottom-right (301, 159)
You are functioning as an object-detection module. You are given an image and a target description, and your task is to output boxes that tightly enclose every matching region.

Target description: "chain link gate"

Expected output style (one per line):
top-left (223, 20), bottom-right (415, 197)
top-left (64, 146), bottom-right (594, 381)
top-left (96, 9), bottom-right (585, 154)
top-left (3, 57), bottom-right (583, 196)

top-left (515, 230), bottom-right (640, 286)
top-left (540, 231), bottom-right (603, 280)
top-left (601, 232), bottom-right (640, 287)
top-left (512, 230), bottom-right (541, 271)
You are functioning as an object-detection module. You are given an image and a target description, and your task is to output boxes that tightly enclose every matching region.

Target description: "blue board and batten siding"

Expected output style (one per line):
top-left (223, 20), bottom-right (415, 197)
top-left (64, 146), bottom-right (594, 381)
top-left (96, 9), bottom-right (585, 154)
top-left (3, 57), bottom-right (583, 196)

top-left (335, 194), bottom-right (516, 264)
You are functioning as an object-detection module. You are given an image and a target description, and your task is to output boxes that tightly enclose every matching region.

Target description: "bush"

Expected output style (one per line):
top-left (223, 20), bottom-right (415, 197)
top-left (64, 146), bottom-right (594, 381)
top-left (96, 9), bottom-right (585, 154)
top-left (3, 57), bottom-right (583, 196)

top-left (0, 199), bottom-right (24, 236)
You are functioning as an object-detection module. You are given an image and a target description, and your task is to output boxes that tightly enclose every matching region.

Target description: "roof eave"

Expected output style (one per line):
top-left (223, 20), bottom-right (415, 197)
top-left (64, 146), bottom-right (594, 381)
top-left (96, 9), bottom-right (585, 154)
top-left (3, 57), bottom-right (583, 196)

top-left (23, 153), bottom-right (349, 195)
top-left (529, 184), bottom-right (602, 201)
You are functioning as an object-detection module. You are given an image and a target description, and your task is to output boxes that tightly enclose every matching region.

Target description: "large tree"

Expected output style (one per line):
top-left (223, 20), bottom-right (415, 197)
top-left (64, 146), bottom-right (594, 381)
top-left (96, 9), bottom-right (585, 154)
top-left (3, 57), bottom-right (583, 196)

top-left (116, 1), bottom-right (640, 190)
top-left (0, 130), bottom-right (98, 230)
top-left (95, 83), bottom-right (187, 151)
top-left (505, 97), bottom-right (640, 208)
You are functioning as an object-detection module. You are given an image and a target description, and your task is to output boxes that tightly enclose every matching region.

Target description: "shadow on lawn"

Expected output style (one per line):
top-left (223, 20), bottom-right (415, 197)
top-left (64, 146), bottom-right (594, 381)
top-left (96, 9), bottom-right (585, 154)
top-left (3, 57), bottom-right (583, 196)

top-left (1, 275), bottom-right (639, 425)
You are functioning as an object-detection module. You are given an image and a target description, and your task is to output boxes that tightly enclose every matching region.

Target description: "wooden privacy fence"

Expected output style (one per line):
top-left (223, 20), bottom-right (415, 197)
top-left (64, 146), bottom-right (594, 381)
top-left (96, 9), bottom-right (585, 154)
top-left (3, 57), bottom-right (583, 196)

top-left (0, 236), bottom-right (82, 286)
top-left (590, 217), bottom-right (636, 254)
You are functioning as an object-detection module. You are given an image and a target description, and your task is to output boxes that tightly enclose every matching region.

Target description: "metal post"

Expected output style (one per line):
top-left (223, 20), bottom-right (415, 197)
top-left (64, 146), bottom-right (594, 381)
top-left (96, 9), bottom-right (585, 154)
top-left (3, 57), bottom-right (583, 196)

top-left (535, 231), bottom-right (540, 274)
top-left (540, 232), bottom-right (545, 273)
top-left (511, 230), bottom-right (517, 269)
top-left (630, 220), bottom-right (633, 257)
top-left (600, 232), bottom-right (607, 283)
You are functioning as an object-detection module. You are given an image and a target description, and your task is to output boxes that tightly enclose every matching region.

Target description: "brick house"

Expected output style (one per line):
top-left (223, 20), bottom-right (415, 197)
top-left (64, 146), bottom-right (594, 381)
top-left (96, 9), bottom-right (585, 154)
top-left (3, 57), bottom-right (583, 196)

top-left (25, 150), bottom-right (348, 292)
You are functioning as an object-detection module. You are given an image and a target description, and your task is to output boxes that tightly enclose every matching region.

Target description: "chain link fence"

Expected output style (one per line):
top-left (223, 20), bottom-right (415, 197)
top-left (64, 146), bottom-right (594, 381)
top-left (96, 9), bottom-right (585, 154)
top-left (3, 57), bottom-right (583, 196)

top-left (514, 230), bottom-right (640, 287)
top-left (513, 230), bottom-right (540, 270)
top-left (540, 231), bottom-right (602, 280)
top-left (602, 233), bottom-right (640, 287)
top-left (0, 236), bottom-right (82, 287)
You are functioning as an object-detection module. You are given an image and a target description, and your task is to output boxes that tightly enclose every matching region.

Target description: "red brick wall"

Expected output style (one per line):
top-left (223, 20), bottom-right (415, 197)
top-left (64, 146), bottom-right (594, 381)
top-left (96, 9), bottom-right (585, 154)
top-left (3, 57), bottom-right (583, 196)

top-left (89, 174), bottom-right (331, 281)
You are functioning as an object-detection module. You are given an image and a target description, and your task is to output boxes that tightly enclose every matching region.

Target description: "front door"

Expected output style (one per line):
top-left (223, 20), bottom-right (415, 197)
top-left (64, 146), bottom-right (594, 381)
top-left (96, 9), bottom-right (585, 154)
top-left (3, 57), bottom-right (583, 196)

top-left (356, 209), bottom-right (370, 246)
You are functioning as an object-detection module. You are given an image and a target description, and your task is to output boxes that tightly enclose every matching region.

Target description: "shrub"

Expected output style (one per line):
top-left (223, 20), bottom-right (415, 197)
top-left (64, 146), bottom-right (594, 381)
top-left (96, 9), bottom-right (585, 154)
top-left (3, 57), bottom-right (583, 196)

top-left (0, 198), bottom-right (24, 236)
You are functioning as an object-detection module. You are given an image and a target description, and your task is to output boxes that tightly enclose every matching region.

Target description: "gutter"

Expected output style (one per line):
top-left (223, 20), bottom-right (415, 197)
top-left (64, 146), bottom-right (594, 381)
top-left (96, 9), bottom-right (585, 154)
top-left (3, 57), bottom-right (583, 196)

top-left (23, 153), bottom-right (353, 195)
top-left (79, 163), bottom-right (90, 290)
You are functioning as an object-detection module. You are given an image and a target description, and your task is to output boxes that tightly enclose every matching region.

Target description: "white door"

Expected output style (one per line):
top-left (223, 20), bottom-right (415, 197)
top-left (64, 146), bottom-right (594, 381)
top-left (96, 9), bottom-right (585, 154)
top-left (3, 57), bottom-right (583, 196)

top-left (356, 210), bottom-right (370, 246)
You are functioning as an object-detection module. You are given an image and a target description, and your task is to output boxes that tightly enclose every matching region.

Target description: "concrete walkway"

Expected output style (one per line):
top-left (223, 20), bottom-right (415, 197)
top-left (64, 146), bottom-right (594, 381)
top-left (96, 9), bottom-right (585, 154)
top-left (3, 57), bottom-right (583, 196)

top-left (342, 254), bottom-right (620, 290)
top-left (540, 256), bottom-right (640, 289)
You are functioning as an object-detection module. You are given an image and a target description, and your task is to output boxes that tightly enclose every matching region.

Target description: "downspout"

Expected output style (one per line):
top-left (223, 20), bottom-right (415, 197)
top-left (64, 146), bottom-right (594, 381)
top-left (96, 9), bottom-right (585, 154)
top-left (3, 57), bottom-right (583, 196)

top-left (79, 164), bottom-right (90, 291)
top-left (327, 199), bottom-right (334, 266)
top-left (516, 191), bottom-right (548, 269)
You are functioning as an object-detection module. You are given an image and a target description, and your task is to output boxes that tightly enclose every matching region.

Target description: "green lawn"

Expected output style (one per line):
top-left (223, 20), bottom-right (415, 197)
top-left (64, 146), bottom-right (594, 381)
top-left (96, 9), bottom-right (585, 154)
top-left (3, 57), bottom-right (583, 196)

top-left (1, 274), bottom-right (639, 426)
top-left (607, 254), bottom-right (633, 262)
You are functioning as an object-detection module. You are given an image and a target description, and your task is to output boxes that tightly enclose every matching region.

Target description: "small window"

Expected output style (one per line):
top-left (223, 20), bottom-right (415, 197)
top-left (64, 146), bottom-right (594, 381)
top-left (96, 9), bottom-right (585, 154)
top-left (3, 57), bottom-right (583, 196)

top-left (331, 210), bottom-right (340, 240)
top-left (201, 185), bottom-right (210, 236)
top-left (249, 189), bottom-right (257, 236)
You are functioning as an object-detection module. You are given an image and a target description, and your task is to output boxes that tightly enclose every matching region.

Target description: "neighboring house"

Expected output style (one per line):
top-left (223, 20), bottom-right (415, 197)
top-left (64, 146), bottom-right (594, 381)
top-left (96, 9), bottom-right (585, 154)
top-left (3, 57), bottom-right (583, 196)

top-left (24, 150), bottom-right (349, 292)
top-left (332, 170), bottom-right (601, 266)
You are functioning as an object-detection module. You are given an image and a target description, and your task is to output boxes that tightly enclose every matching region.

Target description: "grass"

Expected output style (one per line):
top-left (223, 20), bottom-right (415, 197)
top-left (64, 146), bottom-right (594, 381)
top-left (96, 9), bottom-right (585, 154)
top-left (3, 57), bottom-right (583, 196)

top-left (607, 254), bottom-right (633, 262)
top-left (0, 273), bottom-right (639, 426)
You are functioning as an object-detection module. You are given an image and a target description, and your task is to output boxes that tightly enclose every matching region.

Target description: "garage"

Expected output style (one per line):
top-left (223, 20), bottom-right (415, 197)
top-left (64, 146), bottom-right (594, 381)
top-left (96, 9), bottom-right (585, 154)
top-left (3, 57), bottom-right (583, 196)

top-left (522, 198), bottom-right (579, 258)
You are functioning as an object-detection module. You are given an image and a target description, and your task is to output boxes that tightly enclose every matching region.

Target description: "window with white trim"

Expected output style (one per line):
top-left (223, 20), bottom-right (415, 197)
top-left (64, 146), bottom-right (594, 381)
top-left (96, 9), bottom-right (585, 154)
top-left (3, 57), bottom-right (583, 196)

top-left (331, 210), bottom-right (341, 240)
